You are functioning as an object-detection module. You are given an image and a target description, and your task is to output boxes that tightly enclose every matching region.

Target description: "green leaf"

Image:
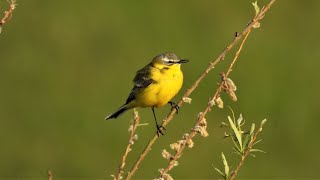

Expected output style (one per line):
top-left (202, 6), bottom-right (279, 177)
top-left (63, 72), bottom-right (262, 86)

top-left (232, 147), bottom-right (240, 153)
top-left (260, 119), bottom-right (267, 128)
top-left (253, 139), bottom-right (263, 146)
top-left (242, 133), bottom-right (251, 149)
top-left (250, 123), bottom-right (255, 135)
top-left (232, 148), bottom-right (242, 157)
top-left (250, 149), bottom-right (267, 153)
top-left (221, 152), bottom-right (229, 178)
top-left (227, 106), bottom-right (236, 122)
top-left (221, 122), bottom-right (229, 127)
top-left (228, 116), bottom-right (243, 151)
top-left (137, 123), bottom-right (149, 127)
top-left (250, 123), bottom-right (256, 143)
top-left (231, 135), bottom-right (241, 152)
top-left (249, 153), bottom-right (256, 157)
top-left (237, 113), bottom-right (243, 126)
top-left (214, 167), bottom-right (225, 178)
top-left (252, 1), bottom-right (260, 15)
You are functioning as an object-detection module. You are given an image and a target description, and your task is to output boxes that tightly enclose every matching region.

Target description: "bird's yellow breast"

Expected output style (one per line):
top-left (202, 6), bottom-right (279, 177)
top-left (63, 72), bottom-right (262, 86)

top-left (134, 64), bottom-right (183, 108)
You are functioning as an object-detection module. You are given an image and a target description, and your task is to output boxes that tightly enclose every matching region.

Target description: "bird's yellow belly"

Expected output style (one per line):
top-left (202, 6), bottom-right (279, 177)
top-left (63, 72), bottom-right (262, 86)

top-left (135, 72), bottom-right (183, 108)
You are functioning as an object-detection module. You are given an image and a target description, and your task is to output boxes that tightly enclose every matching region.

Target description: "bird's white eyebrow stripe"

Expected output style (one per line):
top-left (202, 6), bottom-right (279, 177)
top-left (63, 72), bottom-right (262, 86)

top-left (163, 57), bottom-right (179, 63)
top-left (162, 57), bottom-right (170, 62)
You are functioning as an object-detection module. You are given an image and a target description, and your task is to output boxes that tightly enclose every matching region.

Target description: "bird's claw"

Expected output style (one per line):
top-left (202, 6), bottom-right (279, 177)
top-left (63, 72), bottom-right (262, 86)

top-left (156, 124), bottom-right (166, 136)
top-left (169, 101), bottom-right (179, 114)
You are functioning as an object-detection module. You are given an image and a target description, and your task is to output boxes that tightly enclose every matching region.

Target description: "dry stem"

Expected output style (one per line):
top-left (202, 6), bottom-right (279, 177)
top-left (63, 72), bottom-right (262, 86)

top-left (47, 169), bottom-right (53, 180)
top-left (126, 0), bottom-right (276, 179)
top-left (158, 18), bottom-right (252, 179)
top-left (115, 109), bottom-right (140, 180)
top-left (0, 0), bottom-right (17, 34)
top-left (229, 125), bottom-right (264, 180)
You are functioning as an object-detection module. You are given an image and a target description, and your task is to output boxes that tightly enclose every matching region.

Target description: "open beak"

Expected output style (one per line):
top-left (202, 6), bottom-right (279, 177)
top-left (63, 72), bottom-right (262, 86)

top-left (178, 59), bottom-right (189, 64)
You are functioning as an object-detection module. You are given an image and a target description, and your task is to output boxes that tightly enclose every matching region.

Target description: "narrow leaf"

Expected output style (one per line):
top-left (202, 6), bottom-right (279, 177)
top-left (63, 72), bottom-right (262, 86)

top-left (221, 122), bottom-right (229, 127)
top-left (260, 119), bottom-right (267, 128)
top-left (250, 149), bottom-right (267, 153)
top-left (232, 148), bottom-right (243, 157)
top-left (249, 153), bottom-right (256, 157)
top-left (252, 1), bottom-right (260, 15)
top-left (250, 123), bottom-right (256, 143)
top-left (214, 167), bottom-right (225, 178)
top-left (228, 116), bottom-right (243, 150)
top-left (253, 139), bottom-right (263, 146)
top-left (242, 134), bottom-right (251, 149)
top-left (230, 132), bottom-right (241, 152)
top-left (250, 123), bottom-right (255, 135)
top-left (236, 152), bottom-right (242, 157)
top-left (237, 114), bottom-right (243, 126)
top-left (221, 152), bottom-right (229, 178)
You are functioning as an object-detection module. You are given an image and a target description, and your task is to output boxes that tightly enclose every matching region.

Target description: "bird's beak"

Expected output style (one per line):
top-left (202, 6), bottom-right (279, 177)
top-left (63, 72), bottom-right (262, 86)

top-left (178, 59), bottom-right (189, 64)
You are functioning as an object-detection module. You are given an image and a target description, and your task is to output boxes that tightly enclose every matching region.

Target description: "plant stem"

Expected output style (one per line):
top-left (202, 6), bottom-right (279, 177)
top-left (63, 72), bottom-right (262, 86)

top-left (47, 170), bottom-right (53, 180)
top-left (159, 17), bottom-right (253, 180)
top-left (229, 126), bottom-right (264, 180)
top-left (115, 109), bottom-right (140, 180)
top-left (126, 0), bottom-right (276, 179)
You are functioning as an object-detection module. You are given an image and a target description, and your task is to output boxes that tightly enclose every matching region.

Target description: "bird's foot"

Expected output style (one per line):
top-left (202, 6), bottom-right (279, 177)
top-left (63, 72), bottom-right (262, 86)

top-left (156, 124), bottom-right (166, 136)
top-left (168, 101), bottom-right (179, 114)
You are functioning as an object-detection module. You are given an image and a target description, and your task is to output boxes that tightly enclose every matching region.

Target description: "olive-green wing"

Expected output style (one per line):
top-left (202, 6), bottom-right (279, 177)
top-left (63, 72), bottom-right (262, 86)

top-left (126, 64), bottom-right (156, 104)
top-left (133, 64), bottom-right (155, 88)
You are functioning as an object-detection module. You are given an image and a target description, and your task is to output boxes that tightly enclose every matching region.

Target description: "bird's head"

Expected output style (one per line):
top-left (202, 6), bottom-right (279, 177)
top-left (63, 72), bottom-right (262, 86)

top-left (152, 52), bottom-right (189, 69)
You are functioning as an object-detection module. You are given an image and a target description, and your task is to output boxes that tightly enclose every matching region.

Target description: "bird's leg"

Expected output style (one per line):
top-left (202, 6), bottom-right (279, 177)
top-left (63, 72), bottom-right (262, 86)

top-left (152, 107), bottom-right (166, 136)
top-left (168, 101), bottom-right (179, 114)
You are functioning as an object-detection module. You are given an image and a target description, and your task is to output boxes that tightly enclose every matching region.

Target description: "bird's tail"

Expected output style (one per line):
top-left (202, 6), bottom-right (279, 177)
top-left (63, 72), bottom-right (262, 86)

top-left (105, 104), bottom-right (128, 120)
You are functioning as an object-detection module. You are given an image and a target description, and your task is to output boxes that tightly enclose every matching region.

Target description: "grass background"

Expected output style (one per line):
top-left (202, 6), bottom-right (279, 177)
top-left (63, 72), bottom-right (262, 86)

top-left (1, 0), bottom-right (320, 179)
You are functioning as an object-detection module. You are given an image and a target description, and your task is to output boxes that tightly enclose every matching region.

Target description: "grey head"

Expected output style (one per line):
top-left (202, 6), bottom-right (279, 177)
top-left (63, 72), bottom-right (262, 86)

top-left (152, 52), bottom-right (189, 66)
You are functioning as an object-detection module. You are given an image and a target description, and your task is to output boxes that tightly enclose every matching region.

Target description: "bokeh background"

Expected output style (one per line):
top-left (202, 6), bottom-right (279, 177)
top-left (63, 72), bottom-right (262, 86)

top-left (1, 0), bottom-right (320, 179)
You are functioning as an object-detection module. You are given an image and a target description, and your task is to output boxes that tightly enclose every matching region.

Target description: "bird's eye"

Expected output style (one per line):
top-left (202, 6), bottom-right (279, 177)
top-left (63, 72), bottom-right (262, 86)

top-left (162, 60), bottom-right (173, 65)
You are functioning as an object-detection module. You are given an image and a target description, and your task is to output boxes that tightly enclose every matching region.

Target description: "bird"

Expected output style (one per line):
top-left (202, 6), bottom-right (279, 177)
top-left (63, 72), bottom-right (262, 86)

top-left (105, 52), bottom-right (189, 135)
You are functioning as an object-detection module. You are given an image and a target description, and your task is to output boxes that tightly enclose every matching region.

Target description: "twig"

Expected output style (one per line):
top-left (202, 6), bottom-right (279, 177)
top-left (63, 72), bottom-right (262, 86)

top-left (47, 169), bottom-right (53, 180)
top-left (158, 0), bottom-right (276, 177)
top-left (126, 0), bottom-right (276, 179)
top-left (229, 123), bottom-right (265, 180)
top-left (158, 18), bottom-right (252, 180)
top-left (0, 0), bottom-right (17, 34)
top-left (158, 0), bottom-right (277, 177)
top-left (114, 109), bottom-right (140, 180)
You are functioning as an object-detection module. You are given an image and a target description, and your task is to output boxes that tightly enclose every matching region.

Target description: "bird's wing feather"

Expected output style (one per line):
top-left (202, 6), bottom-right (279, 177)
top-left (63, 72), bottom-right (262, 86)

top-left (126, 64), bottom-right (156, 104)
top-left (133, 64), bottom-right (156, 88)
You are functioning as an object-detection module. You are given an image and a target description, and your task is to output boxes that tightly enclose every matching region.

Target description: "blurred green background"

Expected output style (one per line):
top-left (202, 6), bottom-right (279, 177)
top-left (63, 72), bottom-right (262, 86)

top-left (1, 0), bottom-right (319, 179)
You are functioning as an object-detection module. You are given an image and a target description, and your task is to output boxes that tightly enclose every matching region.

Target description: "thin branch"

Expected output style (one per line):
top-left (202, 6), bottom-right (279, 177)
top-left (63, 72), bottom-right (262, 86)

top-left (114, 109), bottom-right (140, 180)
top-left (126, 0), bottom-right (276, 179)
top-left (229, 123), bottom-right (265, 180)
top-left (0, 0), bottom-right (17, 34)
top-left (47, 169), bottom-right (53, 180)
top-left (158, 0), bottom-right (276, 177)
top-left (159, 20), bottom-right (252, 179)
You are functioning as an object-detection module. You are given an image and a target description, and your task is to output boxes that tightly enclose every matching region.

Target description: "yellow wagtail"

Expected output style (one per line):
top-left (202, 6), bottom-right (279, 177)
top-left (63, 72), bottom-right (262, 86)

top-left (105, 52), bottom-right (188, 135)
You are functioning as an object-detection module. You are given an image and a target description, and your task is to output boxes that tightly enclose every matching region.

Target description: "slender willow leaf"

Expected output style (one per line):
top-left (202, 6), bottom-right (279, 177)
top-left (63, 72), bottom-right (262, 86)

top-left (231, 133), bottom-right (241, 153)
top-left (242, 133), bottom-right (251, 149)
top-left (214, 167), bottom-right (225, 178)
top-left (252, 1), bottom-right (261, 15)
top-left (253, 139), bottom-right (263, 146)
top-left (221, 152), bottom-right (229, 178)
top-left (250, 123), bottom-right (255, 135)
top-left (250, 149), bottom-right (267, 153)
top-left (260, 119), bottom-right (267, 128)
top-left (228, 116), bottom-right (243, 151)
